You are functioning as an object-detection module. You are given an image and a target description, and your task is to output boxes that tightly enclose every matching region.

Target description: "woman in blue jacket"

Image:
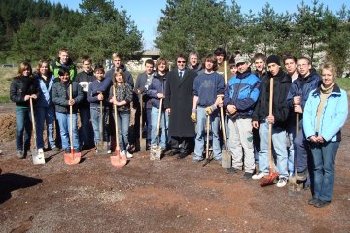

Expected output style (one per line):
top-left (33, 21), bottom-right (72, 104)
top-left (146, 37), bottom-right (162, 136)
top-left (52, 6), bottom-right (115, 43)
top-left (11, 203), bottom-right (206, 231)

top-left (303, 62), bottom-right (348, 208)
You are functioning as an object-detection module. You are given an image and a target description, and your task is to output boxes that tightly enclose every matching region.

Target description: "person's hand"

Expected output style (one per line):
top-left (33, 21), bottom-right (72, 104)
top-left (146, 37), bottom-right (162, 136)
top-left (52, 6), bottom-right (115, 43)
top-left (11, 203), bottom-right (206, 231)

top-left (157, 93), bottom-right (164, 99)
top-left (309, 135), bottom-right (318, 143)
top-left (109, 97), bottom-right (116, 104)
top-left (97, 93), bottom-right (104, 101)
top-left (191, 109), bottom-right (196, 123)
top-left (252, 121), bottom-right (259, 129)
top-left (294, 96), bottom-right (301, 105)
top-left (30, 94), bottom-right (37, 99)
top-left (166, 108), bottom-right (171, 115)
top-left (68, 99), bottom-right (75, 106)
top-left (267, 115), bottom-right (275, 124)
top-left (227, 105), bottom-right (237, 115)
top-left (316, 136), bottom-right (325, 144)
top-left (294, 105), bottom-right (302, 113)
top-left (205, 105), bottom-right (217, 115)
top-left (215, 95), bottom-right (224, 107)
top-left (24, 95), bottom-right (30, 101)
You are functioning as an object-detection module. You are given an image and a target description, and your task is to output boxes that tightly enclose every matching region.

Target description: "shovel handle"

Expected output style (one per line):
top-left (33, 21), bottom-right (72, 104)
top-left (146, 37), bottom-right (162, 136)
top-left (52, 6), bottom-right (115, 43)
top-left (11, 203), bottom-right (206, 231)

top-left (69, 84), bottom-right (73, 151)
top-left (99, 100), bottom-right (103, 141)
top-left (206, 114), bottom-right (210, 160)
top-left (156, 98), bottom-right (163, 142)
top-left (220, 106), bottom-right (227, 149)
top-left (29, 97), bottom-right (38, 149)
top-left (268, 77), bottom-right (274, 170)
top-left (113, 86), bottom-right (120, 148)
top-left (224, 61), bottom-right (228, 85)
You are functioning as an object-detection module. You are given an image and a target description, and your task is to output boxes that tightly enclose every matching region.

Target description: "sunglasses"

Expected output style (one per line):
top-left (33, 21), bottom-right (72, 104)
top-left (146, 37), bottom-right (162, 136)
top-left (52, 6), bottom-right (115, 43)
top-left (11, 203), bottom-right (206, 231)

top-left (177, 61), bottom-right (186, 63)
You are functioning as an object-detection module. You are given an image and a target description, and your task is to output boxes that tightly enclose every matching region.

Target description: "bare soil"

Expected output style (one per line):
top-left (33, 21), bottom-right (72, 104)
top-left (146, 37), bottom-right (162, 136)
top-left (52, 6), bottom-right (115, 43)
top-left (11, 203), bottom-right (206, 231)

top-left (0, 103), bottom-right (349, 233)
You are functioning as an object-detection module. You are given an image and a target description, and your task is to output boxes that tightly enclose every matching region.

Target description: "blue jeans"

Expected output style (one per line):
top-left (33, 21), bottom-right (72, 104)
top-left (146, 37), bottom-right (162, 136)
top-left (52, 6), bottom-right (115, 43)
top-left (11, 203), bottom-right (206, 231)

top-left (258, 121), bottom-right (288, 178)
top-left (90, 106), bottom-right (110, 145)
top-left (146, 108), bottom-right (152, 144)
top-left (35, 106), bottom-right (55, 149)
top-left (310, 141), bottom-right (339, 202)
top-left (151, 107), bottom-right (169, 149)
top-left (79, 106), bottom-right (94, 148)
top-left (56, 112), bottom-right (80, 150)
top-left (16, 107), bottom-right (32, 151)
top-left (193, 107), bottom-right (221, 161)
top-left (114, 111), bottom-right (130, 151)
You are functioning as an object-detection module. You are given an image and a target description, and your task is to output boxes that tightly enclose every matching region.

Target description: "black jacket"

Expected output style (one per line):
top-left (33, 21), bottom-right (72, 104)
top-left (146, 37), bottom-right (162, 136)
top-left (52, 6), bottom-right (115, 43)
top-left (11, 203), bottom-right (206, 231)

top-left (10, 76), bottom-right (39, 107)
top-left (52, 81), bottom-right (83, 113)
top-left (252, 70), bottom-right (291, 128)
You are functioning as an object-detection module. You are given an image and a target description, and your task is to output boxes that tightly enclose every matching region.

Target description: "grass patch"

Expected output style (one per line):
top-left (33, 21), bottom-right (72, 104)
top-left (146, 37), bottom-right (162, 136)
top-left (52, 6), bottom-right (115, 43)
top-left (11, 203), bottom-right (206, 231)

top-left (336, 78), bottom-right (350, 92)
top-left (0, 67), bottom-right (16, 103)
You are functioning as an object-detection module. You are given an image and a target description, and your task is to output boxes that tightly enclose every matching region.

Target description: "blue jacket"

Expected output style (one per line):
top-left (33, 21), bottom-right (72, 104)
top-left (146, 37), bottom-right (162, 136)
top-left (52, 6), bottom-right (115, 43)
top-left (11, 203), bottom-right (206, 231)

top-left (35, 73), bottom-right (54, 108)
top-left (287, 68), bottom-right (321, 111)
top-left (147, 72), bottom-right (167, 109)
top-left (224, 70), bottom-right (261, 119)
top-left (303, 84), bottom-right (348, 142)
top-left (87, 79), bottom-right (111, 108)
top-left (193, 72), bottom-right (225, 107)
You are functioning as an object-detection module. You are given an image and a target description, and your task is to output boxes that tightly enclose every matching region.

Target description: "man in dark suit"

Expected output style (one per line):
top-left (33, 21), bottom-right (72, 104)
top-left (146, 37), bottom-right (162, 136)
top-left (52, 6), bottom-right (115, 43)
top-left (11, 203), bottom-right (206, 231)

top-left (164, 54), bottom-right (198, 158)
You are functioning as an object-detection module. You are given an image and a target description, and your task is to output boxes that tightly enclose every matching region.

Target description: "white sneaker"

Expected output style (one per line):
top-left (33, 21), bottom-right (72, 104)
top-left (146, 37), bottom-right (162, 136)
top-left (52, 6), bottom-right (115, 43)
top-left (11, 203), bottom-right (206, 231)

top-left (276, 177), bottom-right (288, 187)
top-left (121, 150), bottom-right (126, 156)
top-left (126, 151), bottom-right (133, 158)
top-left (252, 172), bottom-right (267, 180)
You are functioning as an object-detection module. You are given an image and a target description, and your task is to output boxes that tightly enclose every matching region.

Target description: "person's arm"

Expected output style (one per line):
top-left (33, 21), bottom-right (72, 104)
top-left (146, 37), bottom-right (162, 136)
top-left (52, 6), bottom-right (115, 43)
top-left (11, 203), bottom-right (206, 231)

top-left (52, 84), bottom-right (68, 106)
top-left (10, 79), bottom-right (24, 103)
top-left (87, 83), bottom-right (99, 103)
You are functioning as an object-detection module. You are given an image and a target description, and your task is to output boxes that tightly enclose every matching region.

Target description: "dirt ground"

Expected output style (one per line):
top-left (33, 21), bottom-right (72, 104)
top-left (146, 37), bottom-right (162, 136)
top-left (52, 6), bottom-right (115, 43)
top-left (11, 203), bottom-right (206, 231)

top-left (0, 103), bottom-right (349, 233)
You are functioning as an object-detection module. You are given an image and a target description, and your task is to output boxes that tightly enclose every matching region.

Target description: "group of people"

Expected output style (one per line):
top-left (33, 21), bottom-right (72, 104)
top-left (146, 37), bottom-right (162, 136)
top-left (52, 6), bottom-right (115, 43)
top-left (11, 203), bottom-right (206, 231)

top-left (10, 47), bottom-right (348, 208)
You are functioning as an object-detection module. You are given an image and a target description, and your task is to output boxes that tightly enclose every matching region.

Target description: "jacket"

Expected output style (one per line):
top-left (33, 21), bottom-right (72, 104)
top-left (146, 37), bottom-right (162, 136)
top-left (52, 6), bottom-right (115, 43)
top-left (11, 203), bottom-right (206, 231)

top-left (76, 70), bottom-right (95, 107)
top-left (147, 72), bottom-right (167, 109)
top-left (224, 69), bottom-right (261, 119)
top-left (10, 75), bottom-right (39, 108)
top-left (303, 84), bottom-right (348, 142)
top-left (52, 81), bottom-right (83, 113)
top-left (109, 83), bottom-right (133, 112)
top-left (135, 72), bottom-right (154, 109)
top-left (35, 73), bottom-right (54, 108)
top-left (87, 79), bottom-right (111, 108)
top-left (51, 59), bottom-right (77, 81)
top-left (252, 70), bottom-right (291, 127)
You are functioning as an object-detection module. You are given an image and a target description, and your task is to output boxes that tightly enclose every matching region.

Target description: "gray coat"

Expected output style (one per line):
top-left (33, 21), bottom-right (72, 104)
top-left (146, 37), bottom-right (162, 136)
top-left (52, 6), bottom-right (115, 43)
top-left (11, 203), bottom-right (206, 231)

top-left (52, 81), bottom-right (83, 113)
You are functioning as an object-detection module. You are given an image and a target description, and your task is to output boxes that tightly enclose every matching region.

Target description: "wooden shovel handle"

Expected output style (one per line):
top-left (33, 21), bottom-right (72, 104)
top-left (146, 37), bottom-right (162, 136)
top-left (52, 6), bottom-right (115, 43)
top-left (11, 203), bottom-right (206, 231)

top-left (206, 114), bottom-right (210, 160)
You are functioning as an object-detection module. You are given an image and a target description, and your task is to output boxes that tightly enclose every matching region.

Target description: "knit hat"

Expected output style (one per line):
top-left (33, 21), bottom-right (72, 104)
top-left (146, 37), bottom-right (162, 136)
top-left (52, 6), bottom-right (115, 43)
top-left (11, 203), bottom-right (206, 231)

top-left (266, 55), bottom-right (281, 66)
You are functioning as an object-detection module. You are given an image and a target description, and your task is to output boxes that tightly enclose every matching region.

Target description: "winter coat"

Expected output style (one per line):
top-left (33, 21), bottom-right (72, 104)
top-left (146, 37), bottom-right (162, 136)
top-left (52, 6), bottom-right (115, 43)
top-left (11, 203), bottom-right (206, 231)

top-left (52, 81), bottom-right (83, 113)
top-left (252, 70), bottom-right (291, 128)
top-left (303, 84), bottom-right (348, 142)
top-left (51, 58), bottom-right (77, 81)
top-left (164, 68), bottom-right (197, 137)
top-left (224, 70), bottom-right (261, 119)
top-left (108, 83), bottom-right (133, 112)
top-left (147, 72), bottom-right (167, 109)
top-left (76, 70), bottom-right (95, 107)
top-left (10, 75), bottom-right (39, 108)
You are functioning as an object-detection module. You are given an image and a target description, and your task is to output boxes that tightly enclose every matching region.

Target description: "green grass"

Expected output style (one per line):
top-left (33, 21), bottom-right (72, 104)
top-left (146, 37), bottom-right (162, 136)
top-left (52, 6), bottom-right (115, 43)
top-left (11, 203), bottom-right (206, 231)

top-left (0, 67), bottom-right (16, 103)
top-left (336, 78), bottom-right (350, 93)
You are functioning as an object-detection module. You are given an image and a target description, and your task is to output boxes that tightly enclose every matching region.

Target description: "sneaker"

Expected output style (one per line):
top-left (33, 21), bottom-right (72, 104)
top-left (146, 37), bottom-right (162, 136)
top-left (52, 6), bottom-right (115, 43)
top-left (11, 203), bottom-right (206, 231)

top-left (126, 151), bottom-right (133, 158)
top-left (314, 200), bottom-right (331, 208)
top-left (107, 150), bottom-right (112, 154)
top-left (276, 177), bottom-right (288, 187)
top-left (242, 172), bottom-right (253, 180)
top-left (252, 172), bottom-right (267, 180)
top-left (308, 198), bottom-right (319, 206)
top-left (38, 148), bottom-right (44, 153)
top-left (16, 150), bottom-right (24, 159)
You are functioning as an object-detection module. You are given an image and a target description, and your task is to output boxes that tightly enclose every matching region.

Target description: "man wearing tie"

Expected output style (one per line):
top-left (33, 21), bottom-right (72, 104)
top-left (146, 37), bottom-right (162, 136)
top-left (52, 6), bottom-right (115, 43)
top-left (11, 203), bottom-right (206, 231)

top-left (164, 54), bottom-right (198, 159)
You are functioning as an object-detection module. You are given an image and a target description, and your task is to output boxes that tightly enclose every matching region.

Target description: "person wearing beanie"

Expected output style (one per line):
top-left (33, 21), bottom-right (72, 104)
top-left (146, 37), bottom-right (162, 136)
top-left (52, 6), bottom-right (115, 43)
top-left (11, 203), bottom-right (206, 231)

top-left (303, 62), bottom-right (347, 208)
top-left (252, 54), bottom-right (292, 188)
top-left (286, 56), bottom-right (321, 188)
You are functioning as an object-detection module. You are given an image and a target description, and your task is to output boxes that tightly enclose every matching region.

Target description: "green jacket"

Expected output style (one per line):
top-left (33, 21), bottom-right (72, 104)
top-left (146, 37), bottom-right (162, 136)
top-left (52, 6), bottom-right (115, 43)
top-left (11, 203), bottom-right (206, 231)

top-left (51, 59), bottom-right (77, 81)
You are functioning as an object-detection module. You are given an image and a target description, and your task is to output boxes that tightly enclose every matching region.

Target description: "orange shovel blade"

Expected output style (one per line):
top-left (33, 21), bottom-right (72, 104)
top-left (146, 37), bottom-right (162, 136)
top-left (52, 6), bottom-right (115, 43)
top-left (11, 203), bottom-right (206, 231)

top-left (64, 150), bottom-right (81, 165)
top-left (110, 149), bottom-right (127, 169)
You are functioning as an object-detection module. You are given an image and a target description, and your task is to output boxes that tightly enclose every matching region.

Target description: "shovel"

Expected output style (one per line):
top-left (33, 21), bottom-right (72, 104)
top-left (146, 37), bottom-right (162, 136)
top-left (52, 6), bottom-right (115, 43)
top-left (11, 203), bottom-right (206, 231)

top-left (139, 93), bottom-right (146, 151)
top-left (111, 86), bottom-right (127, 168)
top-left (150, 98), bottom-right (163, 160)
top-left (260, 77), bottom-right (279, 186)
top-left (96, 100), bottom-right (107, 154)
top-left (289, 113), bottom-right (303, 191)
top-left (203, 114), bottom-right (211, 167)
top-left (220, 106), bottom-right (230, 168)
top-left (29, 98), bottom-right (45, 165)
top-left (64, 84), bottom-right (81, 165)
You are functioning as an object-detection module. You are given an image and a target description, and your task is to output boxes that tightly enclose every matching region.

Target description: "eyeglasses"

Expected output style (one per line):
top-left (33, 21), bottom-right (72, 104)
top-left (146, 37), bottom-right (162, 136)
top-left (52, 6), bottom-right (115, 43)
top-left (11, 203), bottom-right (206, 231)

top-left (177, 61), bottom-right (186, 63)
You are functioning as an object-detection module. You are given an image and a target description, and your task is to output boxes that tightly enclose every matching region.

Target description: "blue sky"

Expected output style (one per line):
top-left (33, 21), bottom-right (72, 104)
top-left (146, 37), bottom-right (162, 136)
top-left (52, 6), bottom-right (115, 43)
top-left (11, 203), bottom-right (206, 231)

top-left (51, 0), bottom-right (349, 49)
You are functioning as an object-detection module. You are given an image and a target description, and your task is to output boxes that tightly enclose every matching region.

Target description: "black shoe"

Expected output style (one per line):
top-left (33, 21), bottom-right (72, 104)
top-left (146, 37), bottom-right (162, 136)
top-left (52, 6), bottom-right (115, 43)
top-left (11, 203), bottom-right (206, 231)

top-left (242, 172), bottom-right (253, 180)
top-left (226, 167), bottom-right (239, 174)
top-left (166, 149), bottom-right (180, 157)
top-left (177, 152), bottom-right (189, 159)
top-left (314, 200), bottom-right (331, 208)
top-left (308, 198), bottom-right (319, 206)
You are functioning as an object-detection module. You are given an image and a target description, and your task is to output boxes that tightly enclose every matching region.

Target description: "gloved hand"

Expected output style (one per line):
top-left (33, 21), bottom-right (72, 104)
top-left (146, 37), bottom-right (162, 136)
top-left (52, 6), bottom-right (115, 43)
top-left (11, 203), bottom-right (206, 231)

top-left (191, 109), bottom-right (197, 122)
top-left (205, 104), bottom-right (217, 115)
